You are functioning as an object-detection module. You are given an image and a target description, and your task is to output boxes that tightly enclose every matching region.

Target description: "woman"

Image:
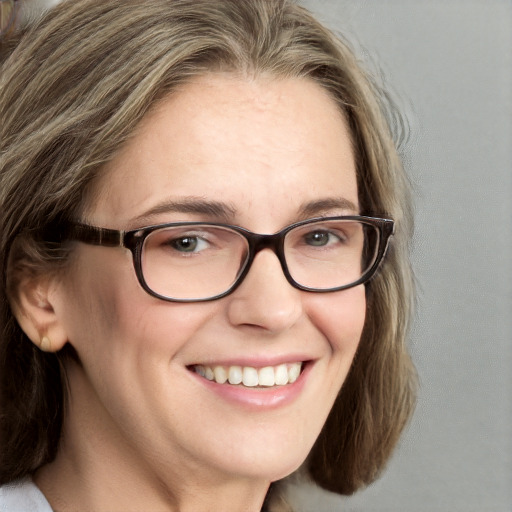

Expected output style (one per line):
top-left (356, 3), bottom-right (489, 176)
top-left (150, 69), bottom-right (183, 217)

top-left (0, 1), bottom-right (416, 511)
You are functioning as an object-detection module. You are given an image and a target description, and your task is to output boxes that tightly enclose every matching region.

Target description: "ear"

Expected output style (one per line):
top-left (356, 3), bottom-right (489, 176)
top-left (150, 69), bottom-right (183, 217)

top-left (11, 275), bottom-right (68, 353)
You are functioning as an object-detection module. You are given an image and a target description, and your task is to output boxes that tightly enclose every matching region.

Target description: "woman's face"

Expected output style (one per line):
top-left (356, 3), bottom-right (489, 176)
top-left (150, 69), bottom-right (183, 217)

top-left (53, 75), bottom-right (366, 486)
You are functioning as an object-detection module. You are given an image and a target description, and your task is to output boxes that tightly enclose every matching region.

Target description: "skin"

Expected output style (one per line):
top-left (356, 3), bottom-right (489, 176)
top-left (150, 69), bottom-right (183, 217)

top-left (19, 74), bottom-right (366, 512)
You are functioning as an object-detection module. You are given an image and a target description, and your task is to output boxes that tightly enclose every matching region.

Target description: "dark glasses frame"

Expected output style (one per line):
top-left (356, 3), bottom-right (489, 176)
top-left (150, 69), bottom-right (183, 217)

top-left (54, 215), bottom-right (394, 302)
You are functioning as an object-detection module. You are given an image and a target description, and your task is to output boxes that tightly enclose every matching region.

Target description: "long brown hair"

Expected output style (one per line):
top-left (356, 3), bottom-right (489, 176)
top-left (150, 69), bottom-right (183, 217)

top-left (0, 0), bottom-right (416, 503)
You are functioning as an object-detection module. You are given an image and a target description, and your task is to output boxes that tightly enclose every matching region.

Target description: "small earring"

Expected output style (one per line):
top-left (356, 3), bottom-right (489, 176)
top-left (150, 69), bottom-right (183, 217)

top-left (40, 336), bottom-right (52, 352)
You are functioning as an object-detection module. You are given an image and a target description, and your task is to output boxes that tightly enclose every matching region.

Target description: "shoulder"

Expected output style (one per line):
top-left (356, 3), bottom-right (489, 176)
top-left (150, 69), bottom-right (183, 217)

top-left (0, 477), bottom-right (53, 512)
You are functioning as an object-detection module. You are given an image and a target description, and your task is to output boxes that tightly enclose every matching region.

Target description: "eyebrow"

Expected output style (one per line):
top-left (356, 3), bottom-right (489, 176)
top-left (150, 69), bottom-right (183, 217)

top-left (129, 195), bottom-right (358, 227)
top-left (129, 197), bottom-right (238, 226)
top-left (297, 197), bottom-right (359, 218)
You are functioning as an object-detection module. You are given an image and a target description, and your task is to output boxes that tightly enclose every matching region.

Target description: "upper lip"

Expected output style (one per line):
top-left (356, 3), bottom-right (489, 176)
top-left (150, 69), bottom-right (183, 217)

top-left (187, 354), bottom-right (314, 369)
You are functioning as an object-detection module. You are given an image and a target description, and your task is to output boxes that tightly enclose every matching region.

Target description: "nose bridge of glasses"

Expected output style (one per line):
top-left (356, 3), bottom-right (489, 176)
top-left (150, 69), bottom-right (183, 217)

top-left (243, 231), bottom-right (288, 277)
top-left (251, 231), bottom-right (281, 252)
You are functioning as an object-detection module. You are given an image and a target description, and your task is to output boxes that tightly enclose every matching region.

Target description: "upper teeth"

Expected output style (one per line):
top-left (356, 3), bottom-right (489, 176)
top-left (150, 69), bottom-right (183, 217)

top-left (193, 362), bottom-right (302, 387)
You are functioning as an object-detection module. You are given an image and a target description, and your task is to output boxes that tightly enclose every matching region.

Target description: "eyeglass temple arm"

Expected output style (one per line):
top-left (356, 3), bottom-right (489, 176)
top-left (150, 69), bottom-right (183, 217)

top-left (57, 223), bottom-right (125, 247)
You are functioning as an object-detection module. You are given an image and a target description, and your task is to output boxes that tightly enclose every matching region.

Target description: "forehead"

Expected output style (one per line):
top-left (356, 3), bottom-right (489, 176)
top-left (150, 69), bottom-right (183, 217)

top-left (86, 74), bottom-right (357, 228)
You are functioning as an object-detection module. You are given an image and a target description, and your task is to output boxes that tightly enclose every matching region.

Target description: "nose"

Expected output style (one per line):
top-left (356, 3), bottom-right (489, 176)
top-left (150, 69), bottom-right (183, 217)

top-left (226, 249), bottom-right (303, 333)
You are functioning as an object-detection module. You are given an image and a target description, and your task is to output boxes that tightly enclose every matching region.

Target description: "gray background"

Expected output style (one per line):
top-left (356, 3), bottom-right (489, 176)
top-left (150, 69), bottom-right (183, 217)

top-left (286, 1), bottom-right (512, 511)
top-left (21, 1), bottom-right (512, 510)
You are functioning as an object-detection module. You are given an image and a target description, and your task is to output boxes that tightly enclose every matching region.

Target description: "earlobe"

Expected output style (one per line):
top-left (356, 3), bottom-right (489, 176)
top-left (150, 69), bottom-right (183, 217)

top-left (11, 276), bottom-right (68, 353)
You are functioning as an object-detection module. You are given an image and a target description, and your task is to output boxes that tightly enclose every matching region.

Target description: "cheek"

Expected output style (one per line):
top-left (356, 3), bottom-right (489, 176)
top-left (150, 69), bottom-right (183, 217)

top-left (307, 285), bottom-right (367, 354)
top-left (59, 248), bottom-right (219, 363)
top-left (57, 250), bottom-right (132, 354)
top-left (293, 286), bottom-right (366, 455)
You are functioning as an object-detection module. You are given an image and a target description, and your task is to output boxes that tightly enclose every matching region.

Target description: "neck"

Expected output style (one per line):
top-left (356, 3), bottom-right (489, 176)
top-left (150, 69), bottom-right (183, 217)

top-left (34, 362), bottom-right (270, 512)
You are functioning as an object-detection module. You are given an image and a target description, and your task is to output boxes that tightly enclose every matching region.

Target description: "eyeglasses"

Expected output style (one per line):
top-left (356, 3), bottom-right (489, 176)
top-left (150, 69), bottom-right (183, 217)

top-left (55, 216), bottom-right (394, 302)
top-left (0, 0), bottom-right (19, 37)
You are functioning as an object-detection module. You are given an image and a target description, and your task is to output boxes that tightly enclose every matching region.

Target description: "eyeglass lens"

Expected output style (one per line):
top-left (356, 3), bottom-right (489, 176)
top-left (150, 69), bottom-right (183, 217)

top-left (140, 220), bottom-right (379, 300)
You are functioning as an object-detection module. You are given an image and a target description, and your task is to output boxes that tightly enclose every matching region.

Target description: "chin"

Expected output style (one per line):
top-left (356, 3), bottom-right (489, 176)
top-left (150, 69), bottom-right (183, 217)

top-left (208, 430), bottom-right (314, 483)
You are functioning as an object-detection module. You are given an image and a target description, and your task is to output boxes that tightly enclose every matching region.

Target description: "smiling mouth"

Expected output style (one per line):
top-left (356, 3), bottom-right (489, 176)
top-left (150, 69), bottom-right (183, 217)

top-left (191, 362), bottom-right (304, 388)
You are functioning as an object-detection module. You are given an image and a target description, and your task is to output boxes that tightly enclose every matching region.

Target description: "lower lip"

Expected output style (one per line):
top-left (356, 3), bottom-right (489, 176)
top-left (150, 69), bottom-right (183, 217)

top-left (188, 362), bottom-right (312, 410)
